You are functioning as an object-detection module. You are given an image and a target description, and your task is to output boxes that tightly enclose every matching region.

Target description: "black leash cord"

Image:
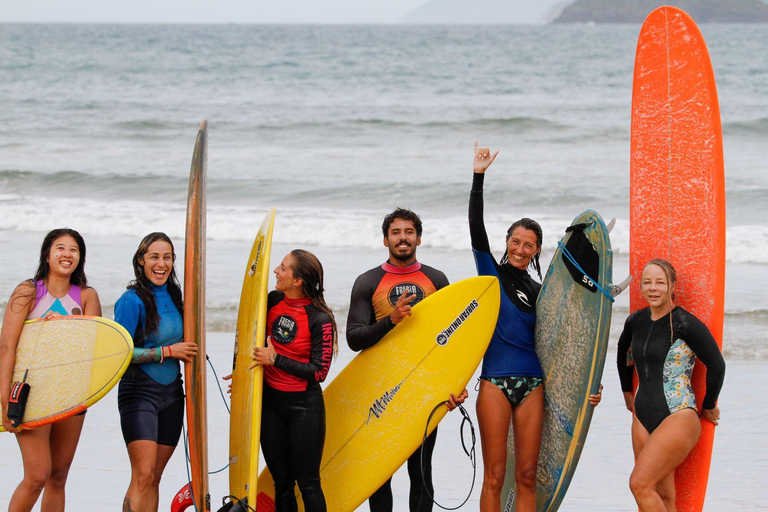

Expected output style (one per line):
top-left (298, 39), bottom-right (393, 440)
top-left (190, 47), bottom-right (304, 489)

top-left (419, 402), bottom-right (477, 510)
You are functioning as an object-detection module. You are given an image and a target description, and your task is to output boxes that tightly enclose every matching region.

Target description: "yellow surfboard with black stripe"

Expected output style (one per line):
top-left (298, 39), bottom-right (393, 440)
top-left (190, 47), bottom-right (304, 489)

top-left (228, 207), bottom-right (275, 508)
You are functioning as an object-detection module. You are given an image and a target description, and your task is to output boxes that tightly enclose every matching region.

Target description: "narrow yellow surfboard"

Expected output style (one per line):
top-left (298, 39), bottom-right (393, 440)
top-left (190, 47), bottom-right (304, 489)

top-left (228, 207), bottom-right (276, 507)
top-left (0, 315), bottom-right (133, 432)
top-left (256, 276), bottom-right (500, 512)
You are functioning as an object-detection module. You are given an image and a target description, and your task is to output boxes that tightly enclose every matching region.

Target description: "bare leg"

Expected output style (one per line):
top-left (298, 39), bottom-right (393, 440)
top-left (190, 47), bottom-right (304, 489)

top-left (123, 440), bottom-right (159, 512)
top-left (9, 425), bottom-right (53, 512)
top-left (40, 414), bottom-right (85, 512)
top-left (629, 409), bottom-right (700, 512)
top-left (476, 380), bottom-right (512, 512)
top-left (510, 386), bottom-right (544, 512)
top-left (148, 444), bottom-right (177, 511)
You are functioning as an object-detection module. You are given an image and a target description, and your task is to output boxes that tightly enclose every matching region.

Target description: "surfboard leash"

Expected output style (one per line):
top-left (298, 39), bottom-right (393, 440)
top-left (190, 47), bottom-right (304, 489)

top-left (419, 401), bottom-right (477, 510)
top-left (557, 240), bottom-right (615, 302)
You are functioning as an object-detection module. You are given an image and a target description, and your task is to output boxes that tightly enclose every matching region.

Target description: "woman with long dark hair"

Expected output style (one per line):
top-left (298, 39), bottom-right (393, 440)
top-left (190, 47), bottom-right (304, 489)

top-left (468, 145), bottom-right (546, 512)
top-left (0, 228), bottom-right (101, 511)
top-left (617, 259), bottom-right (725, 511)
top-left (114, 232), bottom-right (198, 512)
top-left (251, 249), bottom-right (336, 511)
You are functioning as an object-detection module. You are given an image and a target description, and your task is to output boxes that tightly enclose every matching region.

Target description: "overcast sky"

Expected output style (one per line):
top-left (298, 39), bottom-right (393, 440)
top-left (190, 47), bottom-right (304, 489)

top-left (1, 0), bottom-right (566, 24)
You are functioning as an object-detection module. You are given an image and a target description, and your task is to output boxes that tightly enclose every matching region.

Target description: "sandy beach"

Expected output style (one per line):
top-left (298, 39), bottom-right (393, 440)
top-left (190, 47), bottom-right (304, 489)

top-left (1, 335), bottom-right (765, 510)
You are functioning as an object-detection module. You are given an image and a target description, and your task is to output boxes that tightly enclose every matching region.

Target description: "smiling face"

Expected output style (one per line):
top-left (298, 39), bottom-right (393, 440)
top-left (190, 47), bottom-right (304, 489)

top-left (139, 240), bottom-right (174, 287)
top-left (506, 227), bottom-right (540, 271)
top-left (46, 235), bottom-right (81, 278)
top-left (641, 263), bottom-right (675, 312)
top-left (274, 254), bottom-right (302, 295)
top-left (384, 218), bottom-right (421, 266)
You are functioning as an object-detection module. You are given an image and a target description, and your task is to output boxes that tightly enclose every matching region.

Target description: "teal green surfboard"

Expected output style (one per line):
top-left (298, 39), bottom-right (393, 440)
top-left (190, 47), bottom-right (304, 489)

top-left (502, 210), bottom-right (615, 512)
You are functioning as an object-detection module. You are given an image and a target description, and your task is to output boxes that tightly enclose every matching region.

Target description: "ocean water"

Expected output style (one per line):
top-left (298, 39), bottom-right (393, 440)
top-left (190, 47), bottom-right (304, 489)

top-left (1, 23), bottom-right (767, 509)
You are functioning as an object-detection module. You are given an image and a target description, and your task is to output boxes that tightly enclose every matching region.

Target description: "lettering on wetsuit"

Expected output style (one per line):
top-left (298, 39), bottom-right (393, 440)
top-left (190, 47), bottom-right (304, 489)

top-left (435, 300), bottom-right (479, 346)
top-left (314, 323), bottom-right (334, 382)
top-left (367, 380), bottom-right (404, 424)
top-left (272, 315), bottom-right (298, 344)
top-left (388, 282), bottom-right (425, 306)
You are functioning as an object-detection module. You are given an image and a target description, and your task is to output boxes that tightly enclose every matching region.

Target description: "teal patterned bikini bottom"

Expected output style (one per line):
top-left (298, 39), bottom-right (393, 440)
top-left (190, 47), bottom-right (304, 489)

top-left (483, 376), bottom-right (543, 408)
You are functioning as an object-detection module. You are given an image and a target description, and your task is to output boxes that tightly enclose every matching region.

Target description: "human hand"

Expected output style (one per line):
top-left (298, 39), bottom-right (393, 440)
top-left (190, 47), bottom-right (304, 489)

top-left (589, 384), bottom-right (604, 406)
top-left (390, 293), bottom-right (416, 325)
top-left (702, 407), bottom-right (720, 426)
top-left (473, 141), bottom-right (499, 174)
top-left (446, 388), bottom-right (469, 411)
top-left (2, 410), bottom-right (21, 434)
top-left (169, 341), bottom-right (198, 363)
top-left (250, 337), bottom-right (277, 368)
top-left (623, 391), bottom-right (634, 412)
top-left (222, 373), bottom-right (232, 394)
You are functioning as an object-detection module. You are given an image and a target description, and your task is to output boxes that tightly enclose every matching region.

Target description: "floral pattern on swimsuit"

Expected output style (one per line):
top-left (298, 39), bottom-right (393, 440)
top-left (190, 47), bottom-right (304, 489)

top-left (663, 338), bottom-right (697, 414)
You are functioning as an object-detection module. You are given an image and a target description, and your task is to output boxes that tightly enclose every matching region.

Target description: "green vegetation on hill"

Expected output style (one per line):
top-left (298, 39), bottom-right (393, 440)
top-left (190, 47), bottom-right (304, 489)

top-left (553, 0), bottom-right (768, 23)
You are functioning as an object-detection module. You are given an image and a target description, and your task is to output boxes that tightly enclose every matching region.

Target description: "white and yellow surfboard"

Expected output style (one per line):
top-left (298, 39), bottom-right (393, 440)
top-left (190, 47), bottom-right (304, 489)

top-left (0, 315), bottom-right (133, 432)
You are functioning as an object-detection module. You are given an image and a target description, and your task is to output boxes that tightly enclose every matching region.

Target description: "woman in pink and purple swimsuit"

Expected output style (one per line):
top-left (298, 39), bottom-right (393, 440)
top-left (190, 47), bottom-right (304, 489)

top-left (0, 228), bottom-right (101, 512)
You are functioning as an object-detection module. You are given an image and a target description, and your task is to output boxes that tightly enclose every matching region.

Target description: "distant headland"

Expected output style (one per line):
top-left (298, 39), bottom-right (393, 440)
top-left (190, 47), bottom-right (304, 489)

top-left (553, 0), bottom-right (768, 23)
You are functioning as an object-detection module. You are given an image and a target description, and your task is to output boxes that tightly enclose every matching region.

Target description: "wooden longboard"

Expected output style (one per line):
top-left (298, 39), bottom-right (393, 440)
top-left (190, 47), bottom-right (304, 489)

top-left (502, 210), bottom-right (615, 511)
top-left (228, 208), bottom-right (275, 507)
top-left (256, 276), bottom-right (501, 511)
top-left (0, 316), bottom-right (133, 432)
top-left (630, 7), bottom-right (725, 511)
top-left (184, 120), bottom-right (211, 511)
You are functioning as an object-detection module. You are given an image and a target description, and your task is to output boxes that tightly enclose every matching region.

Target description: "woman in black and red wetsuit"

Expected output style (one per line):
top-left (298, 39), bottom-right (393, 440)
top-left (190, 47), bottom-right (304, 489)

top-left (251, 249), bottom-right (336, 512)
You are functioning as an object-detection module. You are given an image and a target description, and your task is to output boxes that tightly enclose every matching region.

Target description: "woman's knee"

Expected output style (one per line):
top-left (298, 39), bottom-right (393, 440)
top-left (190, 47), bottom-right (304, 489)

top-left (47, 465), bottom-right (72, 489)
top-left (482, 461), bottom-right (507, 493)
top-left (21, 467), bottom-right (51, 492)
top-left (515, 464), bottom-right (537, 491)
top-left (628, 470), bottom-right (654, 499)
top-left (132, 463), bottom-right (156, 489)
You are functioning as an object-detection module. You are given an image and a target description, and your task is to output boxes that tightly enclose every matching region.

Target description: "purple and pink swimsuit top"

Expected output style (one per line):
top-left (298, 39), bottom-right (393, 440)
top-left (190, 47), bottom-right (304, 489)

top-left (27, 280), bottom-right (84, 320)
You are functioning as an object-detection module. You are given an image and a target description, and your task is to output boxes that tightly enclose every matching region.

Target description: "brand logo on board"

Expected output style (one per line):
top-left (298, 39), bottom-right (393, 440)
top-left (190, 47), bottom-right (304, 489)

top-left (367, 380), bottom-right (404, 424)
top-left (435, 300), bottom-right (479, 346)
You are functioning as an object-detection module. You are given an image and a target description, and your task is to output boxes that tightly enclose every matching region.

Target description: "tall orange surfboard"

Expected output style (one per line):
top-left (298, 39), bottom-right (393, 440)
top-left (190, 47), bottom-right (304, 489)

top-left (184, 120), bottom-right (211, 511)
top-left (630, 7), bottom-right (725, 512)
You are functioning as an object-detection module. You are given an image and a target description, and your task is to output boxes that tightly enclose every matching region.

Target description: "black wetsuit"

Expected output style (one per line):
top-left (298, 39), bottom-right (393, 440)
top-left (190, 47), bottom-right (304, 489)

top-left (469, 173), bottom-right (543, 380)
top-left (347, 260), bottom-right (449, 512)
top-left (617, 306), bottom-right (725, 433)
top-left (261, 291), bottom-right (334, 512)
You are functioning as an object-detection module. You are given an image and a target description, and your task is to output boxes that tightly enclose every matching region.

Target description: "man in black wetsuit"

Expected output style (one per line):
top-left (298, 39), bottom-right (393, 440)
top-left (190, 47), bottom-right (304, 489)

top-left (347, 207), bottom-right (467, 512)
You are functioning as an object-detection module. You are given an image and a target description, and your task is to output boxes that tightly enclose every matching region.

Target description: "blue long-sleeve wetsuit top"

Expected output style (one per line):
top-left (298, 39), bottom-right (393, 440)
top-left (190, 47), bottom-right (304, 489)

top-left (469, 172), bottom-right (543, 378)
top-left (115, 283), bottom-right (183, 385)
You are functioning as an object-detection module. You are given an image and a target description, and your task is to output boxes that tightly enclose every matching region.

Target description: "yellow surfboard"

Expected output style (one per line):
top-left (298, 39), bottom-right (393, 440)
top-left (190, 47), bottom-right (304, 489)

top-left (256, 276), bottom-right (500, 511)
top-left (0, 315), bottom-right (133, 432)
top-left (228, 208), bottom-right (275, 508)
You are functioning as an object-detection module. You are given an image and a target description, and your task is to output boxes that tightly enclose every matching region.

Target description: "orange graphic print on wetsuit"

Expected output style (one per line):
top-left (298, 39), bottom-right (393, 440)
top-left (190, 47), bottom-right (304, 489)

top-left (371, 265), bottom-right (440, 322)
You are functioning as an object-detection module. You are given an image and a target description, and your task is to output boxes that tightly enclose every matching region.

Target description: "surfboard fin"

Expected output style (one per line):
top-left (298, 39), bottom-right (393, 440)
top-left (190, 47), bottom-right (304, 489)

top-left (606, 218), bottom-right (616, 233)
top-left (611, 275), bottom-right (633, 297)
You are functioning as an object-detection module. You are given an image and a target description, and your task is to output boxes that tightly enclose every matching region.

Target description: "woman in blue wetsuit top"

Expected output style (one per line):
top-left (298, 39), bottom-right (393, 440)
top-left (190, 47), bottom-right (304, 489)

top-left (114, 232), bottom-right (198, 512)
top-left (0, 228), bottom-right (101, 512)
top-left (617, 259), bottom-right (725, 511)
top-left (251, 249), bottom-right (336, 512)
top-left (469, 144), bottom-right (545, 512)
